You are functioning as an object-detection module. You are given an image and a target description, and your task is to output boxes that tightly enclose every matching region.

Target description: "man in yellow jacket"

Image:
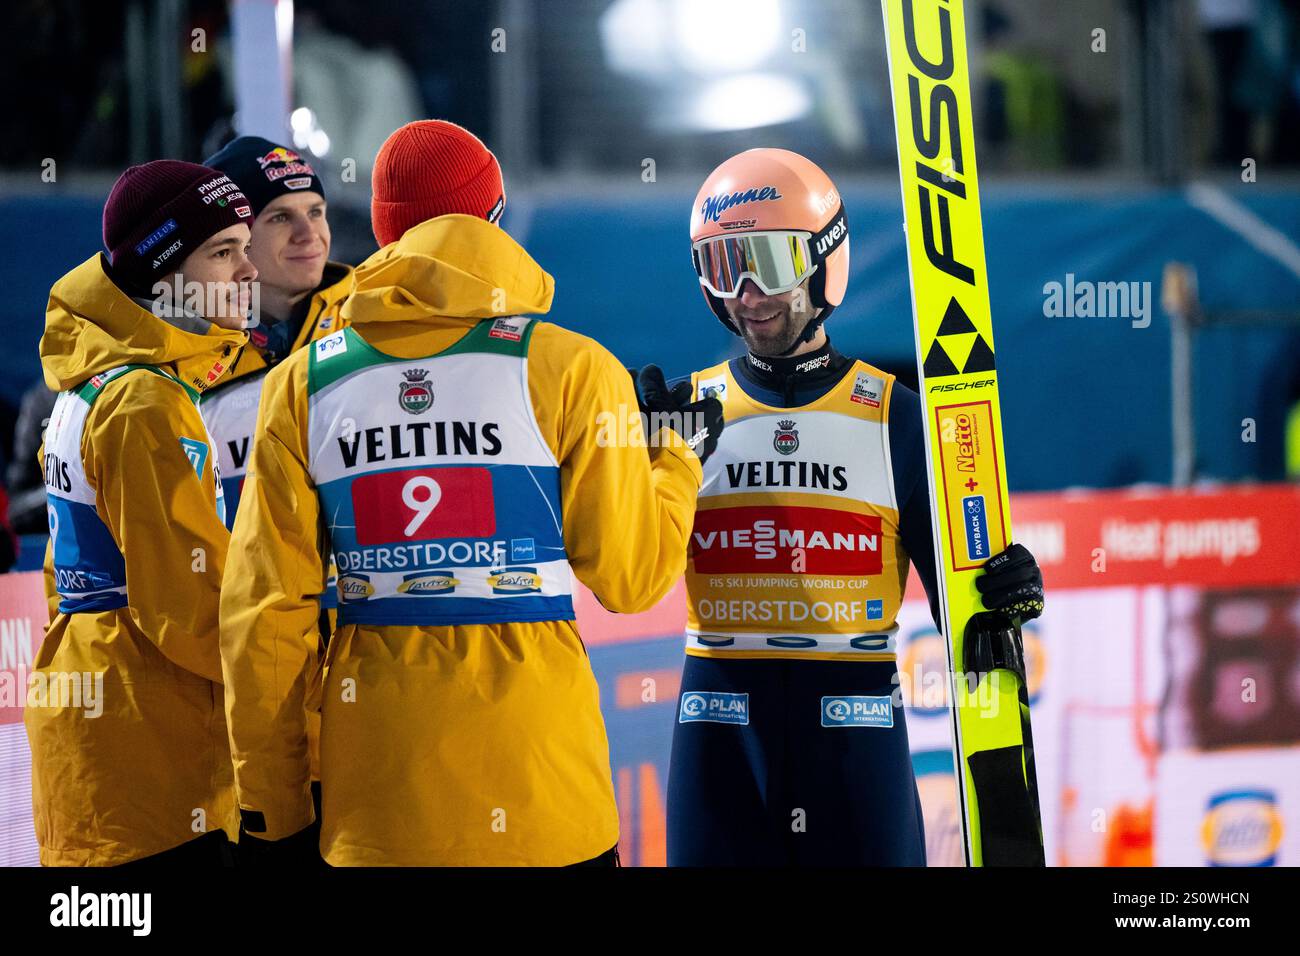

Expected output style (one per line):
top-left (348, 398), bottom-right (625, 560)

top-left (220, 120), bottom-right (721, 865)
top-left (30, 160), bottom-right (255, 865)
top-left (202, 137), bottom-right (354, 844)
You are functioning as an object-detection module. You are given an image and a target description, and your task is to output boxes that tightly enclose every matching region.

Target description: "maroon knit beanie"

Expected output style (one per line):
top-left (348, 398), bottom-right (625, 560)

top-left (371, 120), bottom-right (506, 248)
top-left (103, 160), bottom-right (253, 293)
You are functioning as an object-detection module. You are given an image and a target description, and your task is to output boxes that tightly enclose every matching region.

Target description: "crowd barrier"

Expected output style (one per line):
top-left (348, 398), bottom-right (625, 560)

top-left (3, 483), bottom-right (1297, 866)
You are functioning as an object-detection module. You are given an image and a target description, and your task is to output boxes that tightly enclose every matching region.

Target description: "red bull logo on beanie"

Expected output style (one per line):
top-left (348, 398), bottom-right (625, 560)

top-left (1202, 790), bottom-right (1283, 866)
top-left (255, 147), bottom-right (316, 182)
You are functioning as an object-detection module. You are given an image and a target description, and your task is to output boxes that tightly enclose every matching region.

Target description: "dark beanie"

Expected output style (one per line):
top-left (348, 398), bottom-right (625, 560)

top-left (103, 160), bottom-right (252, 293)
top-left (371, 120), bottom-right (505, 248)
top-left (204, 135), bottom-right (325, 218)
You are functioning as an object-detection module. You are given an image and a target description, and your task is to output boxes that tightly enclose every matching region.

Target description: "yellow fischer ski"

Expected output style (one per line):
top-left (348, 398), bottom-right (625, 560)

top-left (880, 0), bottom-right (1044, 866)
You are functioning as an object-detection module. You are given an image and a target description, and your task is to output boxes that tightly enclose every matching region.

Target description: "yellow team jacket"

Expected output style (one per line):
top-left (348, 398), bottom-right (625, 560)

top-left (220, 214), bottom-right (703, 865)
top-left (28, 253), bottom-right (248, 865)
top-left (204, 261), bottom-right (355, 782)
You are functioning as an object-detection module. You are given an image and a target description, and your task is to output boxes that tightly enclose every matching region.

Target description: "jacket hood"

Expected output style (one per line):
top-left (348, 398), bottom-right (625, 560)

top-left (341, 215), bottom-right (553, 330)
top-left (41, 254), bottom-right (249, 393)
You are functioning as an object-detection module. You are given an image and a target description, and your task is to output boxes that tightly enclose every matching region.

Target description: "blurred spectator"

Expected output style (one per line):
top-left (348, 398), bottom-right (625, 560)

top-left (1240, 0), bottom-right (1300, 163)
top-left (1198, 0), bottom-right (1259, 163)
top-left (982, 3), bottom-right (1067, 169)
top-left (5, 379), bottom-right (55, 535)
top-left (0, 484), bottom-right (18, 572)
top-left (292, 12), bottom-right (422, 181)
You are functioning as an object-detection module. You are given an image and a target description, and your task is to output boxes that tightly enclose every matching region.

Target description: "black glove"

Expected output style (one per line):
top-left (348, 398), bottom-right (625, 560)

top-left (975, 542), bottom-right (1044, 624)
top-left (633, 364), bottom-right (724, 465)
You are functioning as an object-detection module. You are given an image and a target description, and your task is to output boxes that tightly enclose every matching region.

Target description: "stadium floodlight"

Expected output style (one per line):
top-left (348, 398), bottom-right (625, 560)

top-left (686, 73), bottom-right (812, 131)
top-left (671, 0), bottom-right (782, 74)
top-left (600, 0), bottom-right (783, 77)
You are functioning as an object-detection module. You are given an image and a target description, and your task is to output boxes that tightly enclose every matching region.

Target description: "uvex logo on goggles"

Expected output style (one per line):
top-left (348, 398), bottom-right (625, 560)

top-left (693, 203), bottom-right (848, 298)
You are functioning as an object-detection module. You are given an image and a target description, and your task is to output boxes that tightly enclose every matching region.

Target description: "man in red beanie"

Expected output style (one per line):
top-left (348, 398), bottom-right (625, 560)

top-left (29, 160), bottom-right (253, 865)
top-left (370, 119), bottom-right (506, 246)
top-left (221, 120), bottom-right (722, 865)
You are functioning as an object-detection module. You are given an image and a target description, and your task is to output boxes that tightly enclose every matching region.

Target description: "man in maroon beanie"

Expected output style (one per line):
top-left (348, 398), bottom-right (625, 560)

top-left (28, 160), bottom-right (253, 865)
top-left (103, 160), bottom-right (258, 330)
top-left (220, 120), bottom-right (721, 866)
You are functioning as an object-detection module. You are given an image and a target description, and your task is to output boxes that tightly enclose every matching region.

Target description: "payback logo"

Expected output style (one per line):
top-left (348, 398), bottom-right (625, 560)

top-left (773, 419), bottom-right (799, 455)
top-left (256, 146), bottom-right (317, 183)
top-left (398, 368), bottom-right (434, 414)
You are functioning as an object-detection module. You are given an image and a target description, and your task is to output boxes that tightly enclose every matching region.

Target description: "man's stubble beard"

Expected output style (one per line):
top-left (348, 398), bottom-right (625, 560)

top-left (741, 308), bottom-right (809, 357)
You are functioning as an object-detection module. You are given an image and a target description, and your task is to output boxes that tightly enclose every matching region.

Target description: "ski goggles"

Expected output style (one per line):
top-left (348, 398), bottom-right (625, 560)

top-left (692, 230), bottom-right (816, 299)
top-left (691, 204), bottom-right (848, 299)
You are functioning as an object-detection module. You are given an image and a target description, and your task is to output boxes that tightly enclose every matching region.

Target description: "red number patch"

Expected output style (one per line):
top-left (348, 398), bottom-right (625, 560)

top-left (351, 467), bottom-right (495, 545)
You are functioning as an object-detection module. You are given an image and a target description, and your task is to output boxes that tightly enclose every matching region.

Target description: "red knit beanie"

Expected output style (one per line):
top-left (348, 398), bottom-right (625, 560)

top-left (371, 120), bottom-right (506, 248)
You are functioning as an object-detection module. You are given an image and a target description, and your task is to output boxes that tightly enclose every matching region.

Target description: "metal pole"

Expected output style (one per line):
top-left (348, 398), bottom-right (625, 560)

top-left (491, 0), bottom-right (536, 185)
top-left (229, 0), bottom-right (294, 140)
top-left (154, 0), bottom-right (187, 157)
top-left (1163, 262), bottom-right (1199, 486)
top-left (125, 0), bottom-right (150, 163)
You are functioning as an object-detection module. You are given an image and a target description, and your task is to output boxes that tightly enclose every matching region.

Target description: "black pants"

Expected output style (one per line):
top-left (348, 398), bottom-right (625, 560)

top-left (115, 830), bottom-right (234, 869)
top-left (568, 845), bottom-right (620, 867)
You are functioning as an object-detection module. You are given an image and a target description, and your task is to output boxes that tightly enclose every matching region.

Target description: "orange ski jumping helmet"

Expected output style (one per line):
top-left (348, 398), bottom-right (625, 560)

top-left (689, 148), bottom-right (849, 350)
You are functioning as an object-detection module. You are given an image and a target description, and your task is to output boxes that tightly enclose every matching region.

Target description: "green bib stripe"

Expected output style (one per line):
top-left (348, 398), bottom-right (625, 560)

top-left (308, 318), bottom-right (539, 398)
